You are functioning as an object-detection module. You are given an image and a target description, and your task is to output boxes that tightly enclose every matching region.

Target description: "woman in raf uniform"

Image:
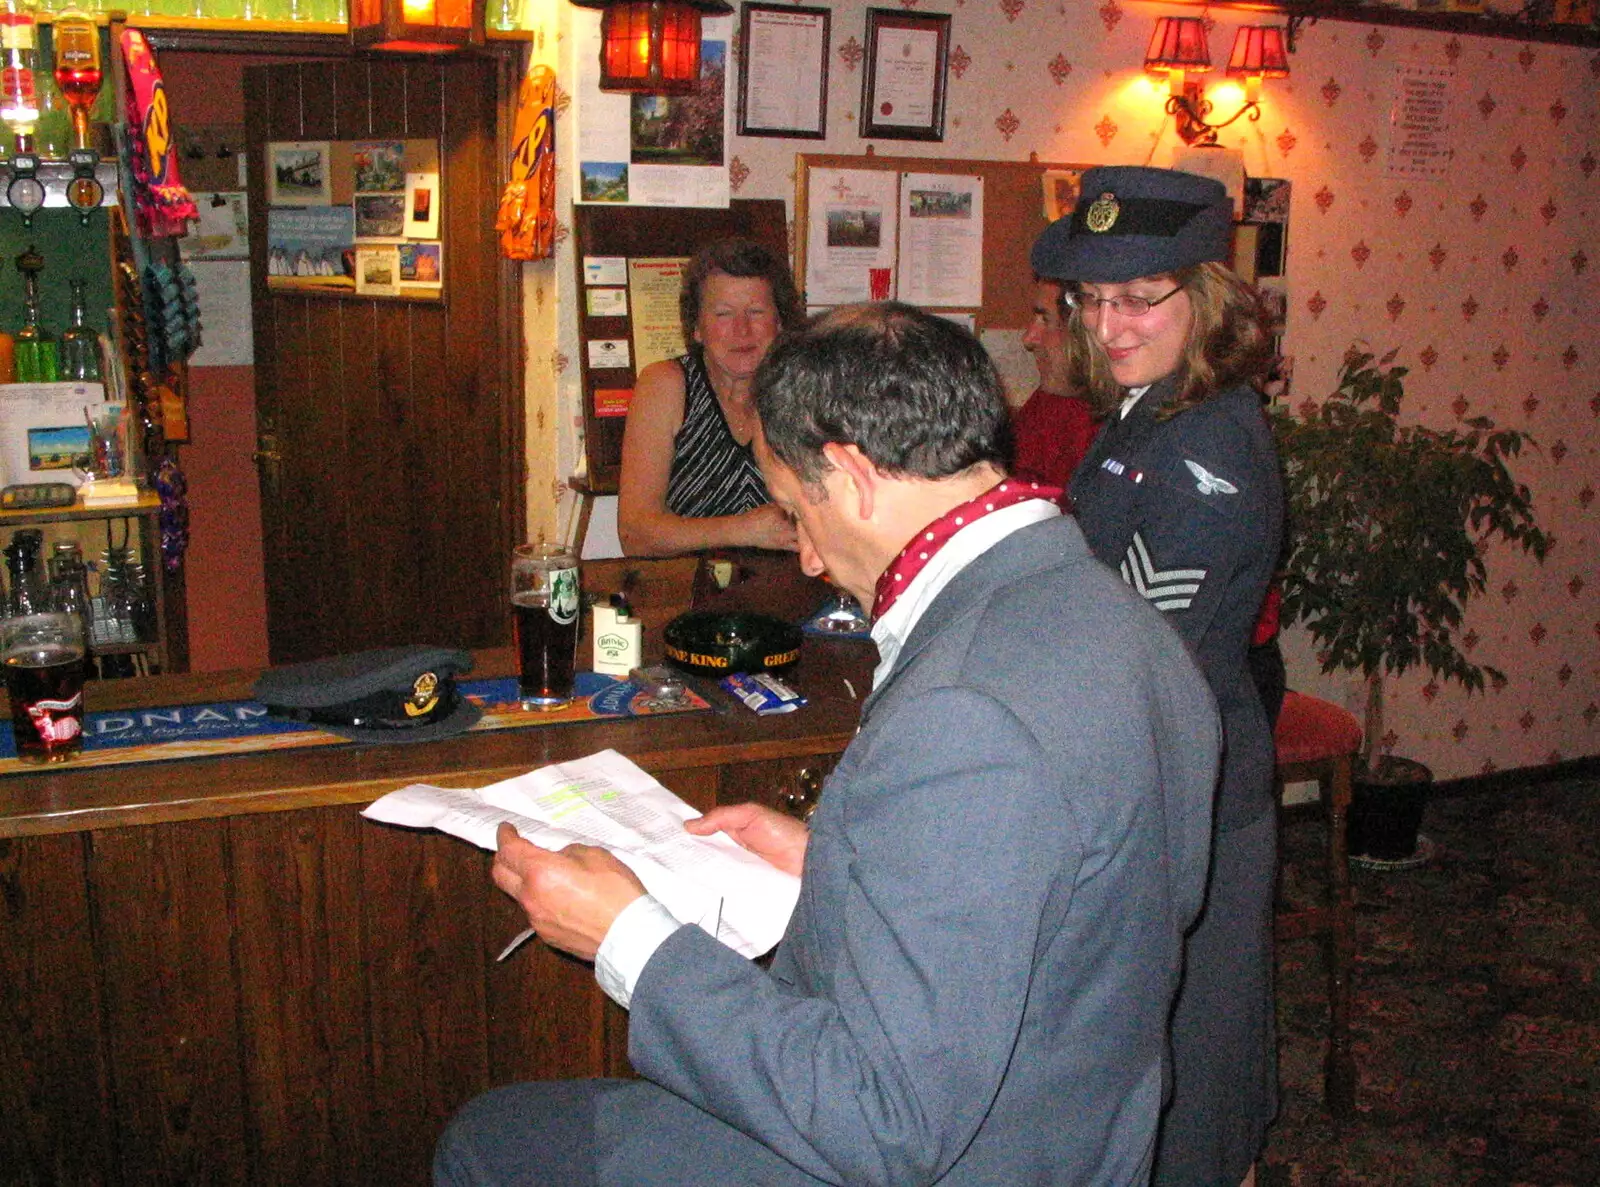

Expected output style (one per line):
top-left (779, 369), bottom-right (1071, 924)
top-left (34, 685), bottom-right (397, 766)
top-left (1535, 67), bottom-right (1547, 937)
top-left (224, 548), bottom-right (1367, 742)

top-left (1032, 166), bottom-right (1284, 1187)
top-left (618, 238), bottom-right (804, 557)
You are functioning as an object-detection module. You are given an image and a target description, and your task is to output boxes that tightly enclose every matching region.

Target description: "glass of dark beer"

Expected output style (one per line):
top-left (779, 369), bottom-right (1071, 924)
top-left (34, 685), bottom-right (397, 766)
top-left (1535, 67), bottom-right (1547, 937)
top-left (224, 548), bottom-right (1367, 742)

top-left (3, 611), bottom-right (88, 763)
top-left (511, 543), bottom-right (581, 710)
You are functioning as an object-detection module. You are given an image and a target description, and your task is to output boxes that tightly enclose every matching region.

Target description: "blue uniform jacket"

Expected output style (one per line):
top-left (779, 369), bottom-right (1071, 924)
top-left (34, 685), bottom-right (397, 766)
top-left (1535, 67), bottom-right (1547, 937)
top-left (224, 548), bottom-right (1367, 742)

top-left (1069, 379), bottom-right (1283, 830)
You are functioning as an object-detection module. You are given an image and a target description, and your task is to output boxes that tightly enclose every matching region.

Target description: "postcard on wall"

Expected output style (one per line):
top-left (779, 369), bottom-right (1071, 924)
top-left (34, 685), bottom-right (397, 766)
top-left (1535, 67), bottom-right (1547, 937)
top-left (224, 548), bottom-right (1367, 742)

top-left (584, 256), bottom-right (628, 285)
top-left (587, 287), bottom-right (628, 317)
top-left (352, 141), bottom-right (407, 193)
top-left (266, 141), bottom-right (332, 206)
top-left (897, 173), bottom-right (983, 309)
top-left (628, 257), bottom-right (690, 372)
top-left (354, 193), bottom-right (407, 240)
top-left (398, 242), bottom-right (443, 288)
top-left (0, 383), bottom-right (111, 488)
top-left (588, 338), bottom-right (632, 370)
top-left (804, 167), bottom-right (899, 306)
top-left (572, 7), bottom-right (731, 207)
top-left (185, 192), bottom-right (250, 260)
top-left (355, 245), bottom-right (402, 296)
top-left (403, 171), bottom-right (440, 239)
top-left (1040, 170), bottom-right (1082, 223)
top-left (266, 206), bottom-right (355, 292)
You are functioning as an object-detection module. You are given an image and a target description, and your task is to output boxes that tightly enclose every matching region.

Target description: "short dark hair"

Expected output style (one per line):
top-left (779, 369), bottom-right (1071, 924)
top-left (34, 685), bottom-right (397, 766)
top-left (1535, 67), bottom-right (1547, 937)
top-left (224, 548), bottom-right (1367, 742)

top-left (679, 238), bottom-right (804, 343)
top-left (754, 303), bottom-right (1011, 484)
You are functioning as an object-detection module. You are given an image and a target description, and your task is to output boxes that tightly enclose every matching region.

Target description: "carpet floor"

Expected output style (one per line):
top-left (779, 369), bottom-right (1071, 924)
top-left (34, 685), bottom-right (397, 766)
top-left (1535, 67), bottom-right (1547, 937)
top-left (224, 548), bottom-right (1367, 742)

top-left (1263, 776), bottom-right (1600, 1185)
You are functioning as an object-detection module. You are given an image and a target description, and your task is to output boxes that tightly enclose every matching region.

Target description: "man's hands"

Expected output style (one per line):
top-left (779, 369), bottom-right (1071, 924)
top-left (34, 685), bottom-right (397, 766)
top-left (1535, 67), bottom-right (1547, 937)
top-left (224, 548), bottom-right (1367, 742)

top-left (493, 803), bottom-right (807, 962)
top-left (685, 802), bottom-right (810, 878)
top-left (740, 503), bottom-right (800, 553)
top-left (493, 823), bottom-right (647, 961)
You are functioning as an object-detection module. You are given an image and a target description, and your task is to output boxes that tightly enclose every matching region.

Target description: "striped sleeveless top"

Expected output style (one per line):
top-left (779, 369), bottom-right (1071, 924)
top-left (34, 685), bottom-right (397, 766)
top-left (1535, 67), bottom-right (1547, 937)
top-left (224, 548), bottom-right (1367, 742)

top-left (664, 352), bottom-right (772, 518)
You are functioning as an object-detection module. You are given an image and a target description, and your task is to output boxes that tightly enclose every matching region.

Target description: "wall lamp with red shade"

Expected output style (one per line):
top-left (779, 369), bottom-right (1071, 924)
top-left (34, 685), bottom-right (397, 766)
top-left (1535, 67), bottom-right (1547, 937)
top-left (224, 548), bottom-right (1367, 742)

top-left (570, 0), bottom-right (733, 94)
top-left (1145, 17), bottom-right (1290, 146)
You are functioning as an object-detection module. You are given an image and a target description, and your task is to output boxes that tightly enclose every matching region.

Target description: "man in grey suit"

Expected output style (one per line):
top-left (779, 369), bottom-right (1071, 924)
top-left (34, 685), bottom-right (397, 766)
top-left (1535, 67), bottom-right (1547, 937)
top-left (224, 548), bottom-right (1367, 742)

top-left (436, 303), bottom-right (1220, 1186)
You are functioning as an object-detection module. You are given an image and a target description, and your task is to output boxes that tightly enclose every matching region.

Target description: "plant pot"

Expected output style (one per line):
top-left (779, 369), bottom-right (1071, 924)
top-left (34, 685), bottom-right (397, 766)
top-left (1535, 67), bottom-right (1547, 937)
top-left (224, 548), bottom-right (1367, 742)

top-left (1348, 755), bottom-right (1433, 863)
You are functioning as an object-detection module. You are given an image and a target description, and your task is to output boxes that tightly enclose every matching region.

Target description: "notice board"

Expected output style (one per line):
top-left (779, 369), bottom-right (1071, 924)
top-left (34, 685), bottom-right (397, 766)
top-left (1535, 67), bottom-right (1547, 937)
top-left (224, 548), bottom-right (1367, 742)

top-left (795, 152), bottom-right (1094, 332)
top-left (571, 199), bottom-right (788, 494)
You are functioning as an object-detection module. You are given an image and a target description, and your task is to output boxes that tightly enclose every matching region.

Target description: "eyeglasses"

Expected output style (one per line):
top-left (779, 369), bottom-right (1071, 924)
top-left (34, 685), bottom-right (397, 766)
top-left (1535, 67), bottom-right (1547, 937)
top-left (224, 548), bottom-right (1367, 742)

top-left (1064, 287), bottom-right (1184, 318)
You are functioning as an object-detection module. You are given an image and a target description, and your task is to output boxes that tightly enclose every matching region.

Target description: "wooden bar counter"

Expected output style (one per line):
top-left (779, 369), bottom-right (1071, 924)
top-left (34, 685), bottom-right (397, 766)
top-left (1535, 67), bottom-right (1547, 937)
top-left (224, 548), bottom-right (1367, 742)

top-left (0, 562), bottom-right (874, 1184)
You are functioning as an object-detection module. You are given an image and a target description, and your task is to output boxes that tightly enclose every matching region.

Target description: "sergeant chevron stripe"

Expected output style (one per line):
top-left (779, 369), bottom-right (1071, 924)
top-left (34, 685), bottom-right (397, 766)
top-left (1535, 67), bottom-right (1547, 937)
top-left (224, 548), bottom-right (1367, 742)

top-left (1119, 532), bottom-right (1206, 611)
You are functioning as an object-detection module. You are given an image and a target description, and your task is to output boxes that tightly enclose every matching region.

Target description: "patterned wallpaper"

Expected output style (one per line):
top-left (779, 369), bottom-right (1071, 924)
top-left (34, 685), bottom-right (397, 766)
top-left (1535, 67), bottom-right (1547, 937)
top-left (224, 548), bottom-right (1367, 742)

top-left (521, 0), bottom-right (1599, 780)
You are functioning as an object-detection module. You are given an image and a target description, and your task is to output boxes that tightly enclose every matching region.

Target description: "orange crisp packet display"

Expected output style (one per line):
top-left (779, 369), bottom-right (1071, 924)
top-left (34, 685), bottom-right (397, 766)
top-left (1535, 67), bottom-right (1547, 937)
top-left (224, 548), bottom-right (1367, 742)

top-left (496, 65), bottom-right (557, 261)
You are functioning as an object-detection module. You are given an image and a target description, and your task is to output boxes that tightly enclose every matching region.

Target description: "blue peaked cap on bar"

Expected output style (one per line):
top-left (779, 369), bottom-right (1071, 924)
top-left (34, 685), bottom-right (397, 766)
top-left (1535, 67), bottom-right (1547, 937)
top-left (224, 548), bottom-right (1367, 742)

top-left (254, 645), bottom-right (482, 744)
top-left (1031, 165), bottom-right (1233, 285)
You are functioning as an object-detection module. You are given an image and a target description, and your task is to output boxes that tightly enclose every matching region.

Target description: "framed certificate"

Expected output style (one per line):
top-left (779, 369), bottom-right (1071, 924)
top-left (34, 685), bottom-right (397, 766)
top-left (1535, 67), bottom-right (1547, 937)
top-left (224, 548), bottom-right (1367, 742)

top-left (737, 3), bottom-right (831, 139)
top-left (859, 9), bottom-right (950, 142)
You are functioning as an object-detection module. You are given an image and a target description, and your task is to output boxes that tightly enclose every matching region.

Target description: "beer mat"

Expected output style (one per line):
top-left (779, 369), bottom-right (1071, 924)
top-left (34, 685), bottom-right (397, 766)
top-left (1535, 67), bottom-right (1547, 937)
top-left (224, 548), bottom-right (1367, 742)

top-left (0, 674), bottom-right (712, 776)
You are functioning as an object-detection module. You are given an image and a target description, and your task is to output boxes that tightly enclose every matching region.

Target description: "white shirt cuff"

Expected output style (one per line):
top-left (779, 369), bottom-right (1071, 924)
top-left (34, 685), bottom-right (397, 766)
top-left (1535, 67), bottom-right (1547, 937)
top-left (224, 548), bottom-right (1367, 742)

top-left (594, 895), bottom-right (684, 1009)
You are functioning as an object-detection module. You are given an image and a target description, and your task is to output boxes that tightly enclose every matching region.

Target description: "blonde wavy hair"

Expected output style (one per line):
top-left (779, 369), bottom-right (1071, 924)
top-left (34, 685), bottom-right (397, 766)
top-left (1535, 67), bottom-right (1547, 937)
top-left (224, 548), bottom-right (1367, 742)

top-left (1063, 262), bottom-right (1277, 419)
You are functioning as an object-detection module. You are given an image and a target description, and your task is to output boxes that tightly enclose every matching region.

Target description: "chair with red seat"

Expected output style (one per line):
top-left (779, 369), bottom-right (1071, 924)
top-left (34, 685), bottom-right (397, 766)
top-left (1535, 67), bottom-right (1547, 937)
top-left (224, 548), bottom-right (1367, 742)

top-left (1274, 689), bottom-right (1363, 1118)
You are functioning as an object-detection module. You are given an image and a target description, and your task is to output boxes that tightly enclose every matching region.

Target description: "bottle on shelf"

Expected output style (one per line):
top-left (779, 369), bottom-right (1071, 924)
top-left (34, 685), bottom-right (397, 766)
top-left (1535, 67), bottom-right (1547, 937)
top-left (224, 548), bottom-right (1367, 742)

top-left (50, 7), bottom-right (101, 153)
top-left (58, 278), bottom-right (103, 381)
top-left (0, 3), bottom-right (40, 153)
top-left (4, 529), bottom-right (48, 618)
top-left (33, 27), bottom-right (70, 161)
top-left (13, 245), bottom-right (58, 384)
top-left (47, 540), bottom-right (94, 646)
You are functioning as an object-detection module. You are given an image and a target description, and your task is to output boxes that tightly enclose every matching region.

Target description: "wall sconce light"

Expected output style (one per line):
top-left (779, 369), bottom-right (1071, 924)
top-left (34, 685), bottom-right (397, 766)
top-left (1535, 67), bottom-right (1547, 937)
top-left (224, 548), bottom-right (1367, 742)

top-left (570, 0), bottom-right (733, 94)
top-left (1145, 17), bottom-right (1290, 146)
top-left (350, 0), bottom-right (485, 53)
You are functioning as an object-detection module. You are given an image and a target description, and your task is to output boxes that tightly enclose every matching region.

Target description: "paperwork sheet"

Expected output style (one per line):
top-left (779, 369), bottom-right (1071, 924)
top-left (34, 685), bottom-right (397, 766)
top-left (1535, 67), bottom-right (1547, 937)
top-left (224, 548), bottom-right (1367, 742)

top-left (362, 749), bottom-right (800, 957)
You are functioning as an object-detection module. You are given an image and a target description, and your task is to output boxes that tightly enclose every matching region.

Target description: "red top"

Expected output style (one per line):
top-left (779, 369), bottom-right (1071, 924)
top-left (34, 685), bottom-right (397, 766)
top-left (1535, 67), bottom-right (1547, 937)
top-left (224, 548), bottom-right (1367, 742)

top-left (1010, 388), bottom-right (1100, 490)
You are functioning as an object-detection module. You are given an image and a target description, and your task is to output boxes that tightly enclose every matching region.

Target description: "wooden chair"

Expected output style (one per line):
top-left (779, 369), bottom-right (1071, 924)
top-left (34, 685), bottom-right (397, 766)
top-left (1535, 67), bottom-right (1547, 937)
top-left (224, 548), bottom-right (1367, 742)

top-left (1274, 690), bottom-right (1363, 1118)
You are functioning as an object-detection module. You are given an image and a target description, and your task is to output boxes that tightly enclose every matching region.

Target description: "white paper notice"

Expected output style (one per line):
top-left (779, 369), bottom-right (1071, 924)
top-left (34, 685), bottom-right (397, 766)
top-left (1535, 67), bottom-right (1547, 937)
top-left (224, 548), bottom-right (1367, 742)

top-left (362, 750), bottom-right (801, 957)
top-left (188, 260), bottom-right (254, 367)
top-left (744, 7), bottom-right (826, 134)
top-left (805, 167), bottom-right (899, 306)
top-left (871, 26), bottom-right (939, 128)
top-left (898, 173), bottom-right (984, 309)
top-left (573, 9), bottom-right (731, 208)
top-left (1386, 61), bottom-right (1455, 181)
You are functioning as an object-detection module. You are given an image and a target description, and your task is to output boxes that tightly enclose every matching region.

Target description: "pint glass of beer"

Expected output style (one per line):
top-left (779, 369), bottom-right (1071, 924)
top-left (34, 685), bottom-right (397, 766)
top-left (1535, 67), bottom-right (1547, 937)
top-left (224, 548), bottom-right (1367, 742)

top-left (511, 543), bottom-right (580, 710)
top-left (2, 611), bottom-right (88, 763)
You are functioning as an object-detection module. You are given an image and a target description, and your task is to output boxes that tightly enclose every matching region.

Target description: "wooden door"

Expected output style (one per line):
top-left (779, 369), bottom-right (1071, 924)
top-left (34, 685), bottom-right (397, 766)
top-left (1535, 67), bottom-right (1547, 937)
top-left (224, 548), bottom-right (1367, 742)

top-left (245, 57), bottom-right (522, 665)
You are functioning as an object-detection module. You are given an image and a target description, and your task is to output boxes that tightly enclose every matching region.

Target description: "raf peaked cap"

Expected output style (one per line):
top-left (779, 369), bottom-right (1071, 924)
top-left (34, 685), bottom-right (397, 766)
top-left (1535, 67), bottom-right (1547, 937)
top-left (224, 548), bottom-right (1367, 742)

top-left (1031, 165), bottom-right (1233, 285)
top-left (253, 645), bottom-right (482, 744)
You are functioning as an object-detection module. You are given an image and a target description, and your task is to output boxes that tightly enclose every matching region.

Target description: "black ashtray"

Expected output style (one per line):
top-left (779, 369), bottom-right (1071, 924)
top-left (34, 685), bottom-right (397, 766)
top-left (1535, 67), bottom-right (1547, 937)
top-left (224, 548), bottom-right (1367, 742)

top-left (662, 611), bottom-right (803, 676)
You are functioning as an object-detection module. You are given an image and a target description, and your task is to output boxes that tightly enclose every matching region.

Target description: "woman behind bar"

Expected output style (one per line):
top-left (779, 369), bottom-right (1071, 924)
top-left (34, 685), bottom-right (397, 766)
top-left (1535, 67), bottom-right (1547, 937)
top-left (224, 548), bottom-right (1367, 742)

top-left (1032, 166), bottom-right (1284, 1187)
top-left (618, 238), bottom-right (804, 557)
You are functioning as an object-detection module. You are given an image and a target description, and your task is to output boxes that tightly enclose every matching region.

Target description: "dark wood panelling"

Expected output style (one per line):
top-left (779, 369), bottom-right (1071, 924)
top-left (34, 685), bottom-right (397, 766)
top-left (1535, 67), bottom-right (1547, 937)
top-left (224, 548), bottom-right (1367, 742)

top-left (361, 824), bottom-right (491, 1183)
top-left (90, 820), bottom-right (252, 1181)
top-left (246, 57), bottom-right (515, 665)
top-left (231, 807), bottom-right (371, 1183)
top-left (0, 832), bottom-right (115, 1184)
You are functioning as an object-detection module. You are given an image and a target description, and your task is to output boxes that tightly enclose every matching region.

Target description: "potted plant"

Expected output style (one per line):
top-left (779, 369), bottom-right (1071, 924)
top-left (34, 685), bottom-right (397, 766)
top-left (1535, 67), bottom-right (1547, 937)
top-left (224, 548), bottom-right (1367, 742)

top-left (1269, 346), bottom-right (1552, 862)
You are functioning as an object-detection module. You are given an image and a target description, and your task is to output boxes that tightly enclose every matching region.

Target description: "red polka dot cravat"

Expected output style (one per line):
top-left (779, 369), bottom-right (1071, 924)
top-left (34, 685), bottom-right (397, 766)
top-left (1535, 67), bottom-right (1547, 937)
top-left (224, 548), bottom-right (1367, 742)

top-left (872, 479), bottom-right (1062, 621)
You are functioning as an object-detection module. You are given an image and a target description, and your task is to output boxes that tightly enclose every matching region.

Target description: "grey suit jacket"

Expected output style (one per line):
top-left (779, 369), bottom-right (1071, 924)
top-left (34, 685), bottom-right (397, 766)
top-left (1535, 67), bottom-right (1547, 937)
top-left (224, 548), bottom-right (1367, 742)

top-left (597, 514), bottom-right (1219, 1186)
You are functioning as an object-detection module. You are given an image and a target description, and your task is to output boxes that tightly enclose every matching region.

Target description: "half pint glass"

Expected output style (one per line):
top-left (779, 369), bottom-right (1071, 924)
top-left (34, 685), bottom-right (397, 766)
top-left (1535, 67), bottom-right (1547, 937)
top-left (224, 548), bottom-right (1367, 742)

top-left (3, 611), bottom-right (88, 763)
top-left (511, 543), bottom-right (580, 710)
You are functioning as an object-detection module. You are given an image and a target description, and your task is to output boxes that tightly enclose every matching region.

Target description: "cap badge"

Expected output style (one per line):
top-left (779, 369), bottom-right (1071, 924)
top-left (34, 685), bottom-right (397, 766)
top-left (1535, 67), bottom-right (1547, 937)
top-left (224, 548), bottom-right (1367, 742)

top-left (1085, 191), bottom-right (1121, 233)
top-left (405, 671), bottom-right (441, 717)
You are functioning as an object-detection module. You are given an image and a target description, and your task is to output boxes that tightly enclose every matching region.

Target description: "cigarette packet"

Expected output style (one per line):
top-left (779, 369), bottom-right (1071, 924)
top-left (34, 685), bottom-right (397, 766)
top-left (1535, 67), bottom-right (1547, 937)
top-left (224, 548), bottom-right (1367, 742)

top-left (720, 672), bottom-right (807, 715)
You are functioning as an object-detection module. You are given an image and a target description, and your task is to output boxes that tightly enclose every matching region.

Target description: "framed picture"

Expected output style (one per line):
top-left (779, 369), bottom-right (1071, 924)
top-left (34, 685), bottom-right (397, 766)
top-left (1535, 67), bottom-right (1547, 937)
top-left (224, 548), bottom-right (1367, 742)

top-left (1040, 169), bottom-right (1082, 222)
top-left (266, 141), bottom-right (332, 206)
top-left (736, 3), bottom-right (830, 139)
top-left (859, 9), bottom-right (950, 142)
